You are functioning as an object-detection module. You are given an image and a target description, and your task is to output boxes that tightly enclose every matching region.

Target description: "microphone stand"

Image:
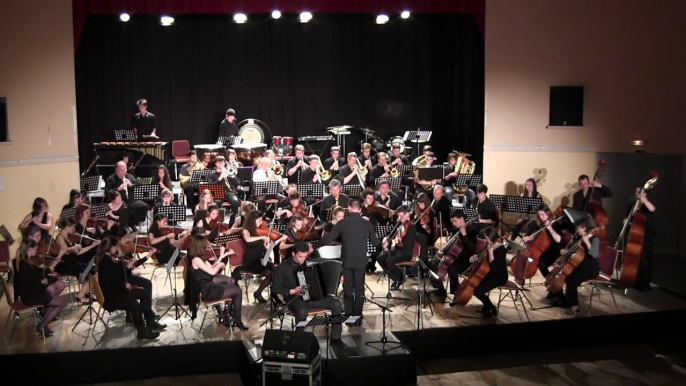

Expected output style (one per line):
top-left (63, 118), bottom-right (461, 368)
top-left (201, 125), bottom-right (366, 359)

top-left (365, 296), bottom-right (402, 352)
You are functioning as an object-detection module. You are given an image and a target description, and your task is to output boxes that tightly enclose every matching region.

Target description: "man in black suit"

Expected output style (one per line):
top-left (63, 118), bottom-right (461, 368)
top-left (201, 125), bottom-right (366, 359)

top-left (316, 199), bottom-right (380, 316)
top-left (378, 205), bottom-right (416, 290)
top-left (572, 174), bottom-right (613, 212)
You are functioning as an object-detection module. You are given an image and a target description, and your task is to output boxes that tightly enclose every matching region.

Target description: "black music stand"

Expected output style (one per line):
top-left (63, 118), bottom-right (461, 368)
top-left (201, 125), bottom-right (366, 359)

top-left (298, 184), bottom-right (324, 199)
top-left (342, 184), bottom-right (362, 199)
top-left (161, 247), bottom-right (190, 326)
top-left (157, 205), bottom-right (187, 225)
top-left (80, 176), bottom-right (102, 194)
top-left (404, 130), bottom-right (432, 160)
top-left (132, 184), bottom-right (159, 203)
top-left (417, 167), bottom-right (444, 181)
top-left (199, 183), bottom-right (225, 201)
top-left (217, 136), bottom-right (242, 147)
top-left (376, 176), bottom-right (402, 191)
top-left (455, 174), bottom-right (482, 188)
top-left (114, 130), bottom-right (137, 141)
top-left (58, 207), bottom-right (77, 224)
top-left (365, 297), bottom-right (403, 353)
top-left (457, 208), bottom-right (478, 222)
top-left (251, 181), bottom-right (281, 197)
top-left (215, 232), bottom-right (241, 246)
top-left (72, 257), bottom-right (101, 331)
top-left (237, 167), bottom-right (253, 180)
top-left (190, 169), bottom-right (213, 184)
top-left (397, 164), bottom-right (414, 177)
top-left (91, 204), bottom-right (108, 220)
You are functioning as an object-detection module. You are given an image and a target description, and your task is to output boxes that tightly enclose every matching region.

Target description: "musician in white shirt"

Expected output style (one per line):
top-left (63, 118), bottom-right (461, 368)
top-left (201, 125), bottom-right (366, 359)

top-left (252, 157), bottom-right (286, 207)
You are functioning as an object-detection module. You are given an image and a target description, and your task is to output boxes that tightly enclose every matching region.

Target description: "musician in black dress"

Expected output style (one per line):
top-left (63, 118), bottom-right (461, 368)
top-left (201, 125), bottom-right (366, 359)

top-left (323, 206), bottom-right (346, 233)
top-left (218, 108), bottom-right (237, 138)
top-left (414, 192), bottom-right (437, 242)
top-left (187, 234), bottom-right (248, 329)
top-left (572, 174), bottom-right (613, 212)
top-left (19, 197), bottom-right (53, 242)
top-left (475, 184), bottom-right (497, 230)
top-left (547, 218), bottom-right (600, 315)
top-left (196, 204), bottom-right (228, 242)
top-left (369, 152), bottom-right (391, 186)
top-left (628, 188), bottom-right (656, 291)
top-left (147, 214), bottom-right (189, 265)
top-left (378, 205), bottom-right (416, 290)
top-left (470, 227), bottom-right (508, 318)
top-left (318, 179), bottom-right (350, 222)
top-left (207, 156), bottom-right (242, 216)
top-left (432, 210), bottom-right (478, 299)
top-left (510, 178), bottom-right (542, 240)
top-left (317, 200), bottom-right (380, 316)
top-left (432, 185), bottom-right (452, 229)
top-left (521, 204), bottom-right (562, 280)
top-left (286, 145), bottom-right (309, 183)
top-left (132, 99), bottom-right (157, 139)
top-left (98, 236), bottom-right (165, 340)
top-left (336, 152), bottom-right (365, 187)
top-left (323, 146), bottom-right (345, 172)
top-left (272, 241), bottom-right (344, 344)
top-left (153, 165), bottom-right (173, 194)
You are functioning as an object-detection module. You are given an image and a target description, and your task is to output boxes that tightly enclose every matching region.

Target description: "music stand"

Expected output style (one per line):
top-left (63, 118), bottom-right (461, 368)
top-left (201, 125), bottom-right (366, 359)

top-left (237, 167), bottom-right (253, 180)
top-left (157, 205), bottom-right (187, 225)
top-left (458, 208), bottom-right (478, 222)
top-left (251, 181), bottom-right (281, 197)
top-left (376, 177), bottom-right (402, 191)
top-left (133, 184), bottom-right (159, 203)
top-left (135, 177), bottom-right (153, 185)
top-left (114, 130), bottom-right (137, 141)
top-left (190, 169), bottom-right (213, 184)
top-left (91, 204), bottom-right (108, 220)
top-left (298, 184), bottom-right (324, 199)
top-left (417, 167), bottom-right (444, 181)
top-left (397, 164), bottom-right (414, 177)
top-left (58, 207), bottom-right (77, 224)
top-left (342, 184), bottom-right (362, 199)
top-left (403, 131), bottom-right (432, 143)
top-left (455, 174), bottom-right (482, 188)
top-left (161, 247), bottom-right (190, 325)
top-left (217, 136), bottom-right (242, 147)
top-left (80, 176), bottom-right (102, 194)
top-left (365, 297), bottom-right (403, 352)
top-left (72, 257), bottom-right (101, 331)
top-left (563, 208), bottom-right (595, 228)
top-left (200, 183), bottom-right (226, 201)
top-left (215, 232), bottom-right (241, 246)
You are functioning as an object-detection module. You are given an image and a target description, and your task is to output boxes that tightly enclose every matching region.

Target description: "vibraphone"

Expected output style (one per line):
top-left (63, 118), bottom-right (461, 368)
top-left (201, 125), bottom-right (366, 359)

top-left (94, 141), bottom-right (170, 164)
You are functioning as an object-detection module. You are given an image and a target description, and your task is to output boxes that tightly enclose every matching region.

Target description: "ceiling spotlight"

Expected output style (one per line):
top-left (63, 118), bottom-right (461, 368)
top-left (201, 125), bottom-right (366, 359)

top-left (376, 14), bottom-right (389, 24)
top-left (160, 16), bottom-right (174, 26)
top-left (272, 10), bottom-right (282, 19)
top-left (401, 11), bottom-right (411, 19)
top-left (632, 140), bottom-right (645, 146)
top-left (234, 13), bottom-right (247, 24)
top-left (299, 12), bottom-right (313, 23)
top-left (119, 13), bottom-right (130, 22)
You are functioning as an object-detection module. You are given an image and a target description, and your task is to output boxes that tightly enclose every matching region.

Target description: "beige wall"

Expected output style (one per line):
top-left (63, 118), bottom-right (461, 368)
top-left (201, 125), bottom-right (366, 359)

top-left (485, 0), bottom-right (686, 253)
top-left (0, 0), bottom-right (79, 253)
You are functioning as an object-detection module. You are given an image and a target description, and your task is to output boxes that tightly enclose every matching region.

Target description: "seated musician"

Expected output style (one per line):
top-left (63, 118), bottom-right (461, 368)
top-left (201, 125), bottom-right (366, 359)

top-left (196, 189), bottom-right (223, 214)
top-left (275, 191), bottom-right (307, 223)
top-left (324, 206), bottom-right (346, 233)
top-left (208, 155), bottom-right (242, 216)
top-left (510, 178), bottom-right (542, 240)
top-left (286, 145), bottom-right (309, 183)
top-left (98, 236), bottom-right (165, 340)
top-left (475, 184), bottom-right (497, 230)
top-left (62, 189), bottom-right (84, 212)
top-left (521, 204), bottom-right (563, 282)
top-left (252, 157), bottom-right (287, 205)
top-left (55, 218), bottom-right (101, 303)
top-left (336, 152), bottom-right (366, 187)
top-left (452, 186), bottom-right (477, 208)
top-left (414, 152), bottom-right (439, 192)
top-left (628, 187), bottom-right (656, 292)
top-left (279, 213), bottom-right (315, 260)
top-left (180, 150), bottom-right (206, 212)
top-left (389, 143), bottom-right (408, 166)
top-left (414, 192), bottom-right (437, 242)
top-left (153, 165), bottom-right (173, 194)
top-left (19, 197), bottom-right (53, 242)
top-left (547, 218), bottom-right (600, 315)
top-left (117, 151), bottom-right (132, 173)
top-left (147, 214), bottom-right (189, 265)
top-left (432, 185), bottom-right (452, 230)
top-left (271, 241), bottom-right (344, 345)
top-left (360, 142), bottom-right (377, 169)
top-left (132, 98), bottom-right (157, 139)
top-left (105, 190), bottom-right (139, 232)
top-left (375, 180), bottom-right (402, 212)
top-left (323, 146), bottom-right (344, 172)
top-left (278, 183), bottom-right (298, 208)
top-left (468, 227), bottom-right (508, 318)
top-left (443, 152), bottom-right (459, 188)
top-left (422, 145), bottom-right (433, 156)
top-left (300, 155), bottom-right (323, 185)
top-left (109, 225), bottom-right (154, 301)
top-left (75, 203), bottom-right (104, 239)
top-left (226, 149), bottom-right (243, 168)
top-left (369, 152), bottom-right (391, 187)
top-left (153, 189), bottom-right (178, 216)
top-left (361, 188), bottom-right (384, 225)
top-left (431, 210), bottom-right (478, 300)
top-left (105, 161), bottom-right (150, 214)
top-left (572, 174), bottom-right (613, 212)
top-left (187, 233), bottom-right (248, 330)
top-left (378, 205), bottom-right (416, 290)
top-left (233, 201), bottom-right (256, 229)
top-left (196, 204), bottom-right (230, 243)
top-left (14, 239), bottom-right (67, 337)
top-left (319, 179), bottom-right (350, 222)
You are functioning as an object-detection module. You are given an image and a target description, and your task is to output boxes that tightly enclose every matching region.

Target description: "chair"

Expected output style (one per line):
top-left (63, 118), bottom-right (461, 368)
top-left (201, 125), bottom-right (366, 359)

top-left (395, 242), bottom-right (421, 295)
top-left (0, 241), bottom-right (10, 281)
top-left (198, 293), bottom-right (233, 331)
top-left (171, 140), bottom-right (191, 178)
top-left (90, 276), bottom-right (125, 334)
top-left (1, 277), bottom-right (44, 344)
top-left (58, 274), bottom-right (77, 306)
top-left (583, 246), bottom-right (619, 316)
top-left (497, 280), bottom-right (534, 320)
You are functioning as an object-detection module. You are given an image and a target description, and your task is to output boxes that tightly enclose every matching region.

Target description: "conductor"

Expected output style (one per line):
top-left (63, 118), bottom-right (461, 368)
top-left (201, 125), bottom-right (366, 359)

top-left (316, 199), bottom-right (380, 316)
top-left (271, 242), bottom-right (344, 344)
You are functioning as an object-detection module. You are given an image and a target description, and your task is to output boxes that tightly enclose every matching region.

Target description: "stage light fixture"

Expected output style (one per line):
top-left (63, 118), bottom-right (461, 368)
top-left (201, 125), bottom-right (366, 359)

top-left (376, 15), bottom-right (389, 24)
top-left (234, 13), bottom-right (247, 24)
top-left (272, 10), bottom-right (282, 19)
top-left (119, 13), bottom-right (130, 22)
top-left (160, 16), bottom-right (174, 26)
top-left (299, 12), bottom-right (313, 23)
top-left (632, 140), bottom-right (645, 146)
top-left (401, 11), bottom-right (411, 19)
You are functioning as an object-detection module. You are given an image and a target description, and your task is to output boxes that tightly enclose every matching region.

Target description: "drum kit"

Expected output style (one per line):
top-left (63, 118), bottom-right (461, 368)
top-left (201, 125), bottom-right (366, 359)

top-left (357, 127), bottom-right (407, 155)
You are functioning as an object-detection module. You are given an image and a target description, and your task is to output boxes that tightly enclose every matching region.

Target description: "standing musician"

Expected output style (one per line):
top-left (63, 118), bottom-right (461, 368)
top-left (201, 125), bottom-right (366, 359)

top-left (218, 108), bottom-right (237, 138)
top-left (208, 155), bottom-right (242, 215)
top-left (98, 236), bottom-right (165, 340)
top-left (432, 185), bottom-right (452, 230)
top-left (359, 143), bottom-right (377, 169)
top-left (318, 179), bottom-right (350, 222)
top-left (469, 227), bottom-right (508, 318)
top-left (323, 146), bottom-right (345, 172)
top-left (147, 214), bottom-right (189, 265)
top-left (627, 187), bottom-right (656, 291)
top-left (369, 152), bottom-right (391, 187)
top-left (300, 155), bottom-right (324, 185)
top-left (132, 99), bottom-right (157, 139)
top-left (432, 210), bottom-right (478, 299)
top-left (55, 218), bottom-right (101, 303)
top-left (547, 218), bottom-right (600, 315)
top-left (521, 204), bottom-right (563, 281)
top-left (414, 192), bottom-right (437, 242)
top-left (316, 200), bottom-right (380, 316)
top-left (572, 174), bottom-right (613, 212)
top-left (272, 241), bottom-right (345, 345)
top-left (153, 189), bottom-right (178, 216)
top-left (19, 197), bottom-right (53, 242)
top-left (336, 152), bottom-right (366, 187)
top-left (510, 178), bottom-right (542, 240)
top-left (443, 152), bottom-right (460, 188)
top-left (180, 150), bottom-right (206, 212)
top-left (286, 144), bottom-right (309, 183)
top-left (375, 180), bottom-right (402, 212)
top-left (378, 205), bottom-right (416, 290)
top-left (475, 184), bottom-right (497, 230)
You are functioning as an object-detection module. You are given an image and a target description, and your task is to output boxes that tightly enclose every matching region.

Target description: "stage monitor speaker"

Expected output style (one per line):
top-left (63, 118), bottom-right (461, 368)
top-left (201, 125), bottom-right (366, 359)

top-left (549, 86), bottom-right (584, 126)
top-left (262, 329), bottom-right (320, 364)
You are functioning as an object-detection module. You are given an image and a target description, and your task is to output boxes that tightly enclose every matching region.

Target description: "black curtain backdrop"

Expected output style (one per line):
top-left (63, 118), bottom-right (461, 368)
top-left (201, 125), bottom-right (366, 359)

top-left (75, 14), bottom-right (484, 171)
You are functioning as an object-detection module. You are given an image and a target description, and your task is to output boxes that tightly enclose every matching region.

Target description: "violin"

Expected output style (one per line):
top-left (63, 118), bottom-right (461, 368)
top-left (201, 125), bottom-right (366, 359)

top-left (209, 219), bottom-right (231, 233)
top-left (37, 240), bottom-right (63, 258)
top-left (257, 221), bottom-right (285, 241)
top-left (366, 202), bottom-right (391, 218)
top-left (68, 232), bottom-right (98, 246)
top-left (120, 236), bottom-right (153, 254)
top-left (161, 226), bottom-right (187, 235)
top-left (393, 220), bottom-right (412, 248)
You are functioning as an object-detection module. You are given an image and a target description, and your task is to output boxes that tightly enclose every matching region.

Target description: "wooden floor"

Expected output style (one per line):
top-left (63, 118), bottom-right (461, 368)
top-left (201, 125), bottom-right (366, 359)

top-left (2, 252), bottom-right (686, 355)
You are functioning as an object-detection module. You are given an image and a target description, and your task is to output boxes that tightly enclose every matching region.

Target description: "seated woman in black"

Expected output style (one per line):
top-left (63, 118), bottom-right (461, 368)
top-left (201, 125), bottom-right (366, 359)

top-left (413, 192), bottom-right (437, 243)
top-left (14, 239), bottom-right (66, 337)
top-left (97, 236), bottom-right (166, 340)
top-left (510, 178), bottom-right (543, 241)
top-left (187, 234), bottom-right (248, 330)
top-left (19, 197), bottom-right (54, 242)
top-left (62, 189), bottom-right (84, 212)
top-left (196, 204), bottom-right (230, 243)
top-left (153, 165), bottom-right (173, 194)
top-left (520, 204), bottom-right (562, 282)
top-left (470, 227), bottom-right (508, 319)
top-left (278, 214), bottom-right (312, 262)
top-left (147, 214), bottom-right (189, 265)
top-left (55, 218), bottom-right (101, 303)
top-left (74, 203), bottom-right (105, 241)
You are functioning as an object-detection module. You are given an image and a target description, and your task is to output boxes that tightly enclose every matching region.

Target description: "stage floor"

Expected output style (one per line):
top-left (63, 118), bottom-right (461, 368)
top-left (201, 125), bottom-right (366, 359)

top-left (2, 255), bottom-right (686, 355)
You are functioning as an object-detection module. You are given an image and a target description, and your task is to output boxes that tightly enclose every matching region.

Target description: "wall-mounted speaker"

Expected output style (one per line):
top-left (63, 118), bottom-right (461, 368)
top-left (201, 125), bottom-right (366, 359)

top-left (549, 86), bottom-right (583, 126)
top-left (0, 97), bottom-right (7, 142)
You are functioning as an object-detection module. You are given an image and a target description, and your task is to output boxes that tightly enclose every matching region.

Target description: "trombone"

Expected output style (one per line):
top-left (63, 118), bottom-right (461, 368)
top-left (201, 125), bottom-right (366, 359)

top-left (316, 163), bottom-right (331, 182)
top-left (356, 158), bottom-right (368, 176)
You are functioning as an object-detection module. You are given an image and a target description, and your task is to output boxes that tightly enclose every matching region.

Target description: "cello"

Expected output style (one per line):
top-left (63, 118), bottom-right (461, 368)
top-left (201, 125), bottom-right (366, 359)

top-left (584, 160), bottom-right (609, 249)
top-left (544, 228), bottom-right (598, 292)
top-left (618, 172), bottom-right (658, 287)
top-left (510, 207), bottom-right (564, 283)
top-left (453, 233), bottom-right (509, 305)
top-left (436, 218), bottom-right (477, 281)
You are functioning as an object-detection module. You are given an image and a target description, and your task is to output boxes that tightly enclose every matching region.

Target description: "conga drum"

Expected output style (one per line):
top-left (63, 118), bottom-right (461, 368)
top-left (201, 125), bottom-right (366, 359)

top-left (272, 136), bottom-right (283, 154)
top-left (233, 143), bottom-right (267, 165)
top-left (283, 136), bottom-right (294, 156)
top-left (194, 144), bottom-right (226, 167)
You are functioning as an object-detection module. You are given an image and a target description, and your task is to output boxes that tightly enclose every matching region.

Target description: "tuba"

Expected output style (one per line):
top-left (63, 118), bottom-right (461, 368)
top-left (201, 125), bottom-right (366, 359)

top-left (452, 152), bottom-right (476, 192)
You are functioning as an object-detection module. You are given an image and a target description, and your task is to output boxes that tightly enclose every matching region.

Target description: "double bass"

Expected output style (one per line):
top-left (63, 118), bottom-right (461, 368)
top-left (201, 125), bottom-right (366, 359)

top-left (544, 228), bottom-right (598, 292)
top-left (584, 160), bottom-right (609, 248)
top-left (618, 172), bottom-right (658, 287)
top-left (453, 233), bottom-right (509, 305)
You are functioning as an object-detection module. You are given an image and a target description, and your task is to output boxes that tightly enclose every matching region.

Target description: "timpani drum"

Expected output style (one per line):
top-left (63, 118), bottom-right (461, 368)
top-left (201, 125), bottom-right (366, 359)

top-left (233, 143), bottom-right (267, 165)
top-left (283, 136), bottom-right (294, 155)
top-left (238, 119), bottom-right (265, 143)
top-left (194, 144), bottom-right (226, 167)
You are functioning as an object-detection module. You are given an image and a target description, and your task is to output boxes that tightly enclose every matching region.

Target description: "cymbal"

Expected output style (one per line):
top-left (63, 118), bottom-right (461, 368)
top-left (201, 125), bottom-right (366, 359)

top-left (358, 127), bottom-right (375, 135)
top-left (453, 150), bottom-right (472, 157)
top-left (410, 138), bottom-right (429, 143)
top-left (327, 125), bottom-right (354, 132)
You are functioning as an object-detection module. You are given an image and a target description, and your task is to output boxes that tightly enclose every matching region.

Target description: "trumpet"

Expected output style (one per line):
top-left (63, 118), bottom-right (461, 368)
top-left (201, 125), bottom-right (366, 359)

top-left (298, 157), bottom-right (308, 171)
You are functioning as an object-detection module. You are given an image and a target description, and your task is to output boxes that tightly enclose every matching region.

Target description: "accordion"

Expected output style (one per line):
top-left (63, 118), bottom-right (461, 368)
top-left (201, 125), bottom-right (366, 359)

top-left (296, 265), bottom-right (325, 302)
